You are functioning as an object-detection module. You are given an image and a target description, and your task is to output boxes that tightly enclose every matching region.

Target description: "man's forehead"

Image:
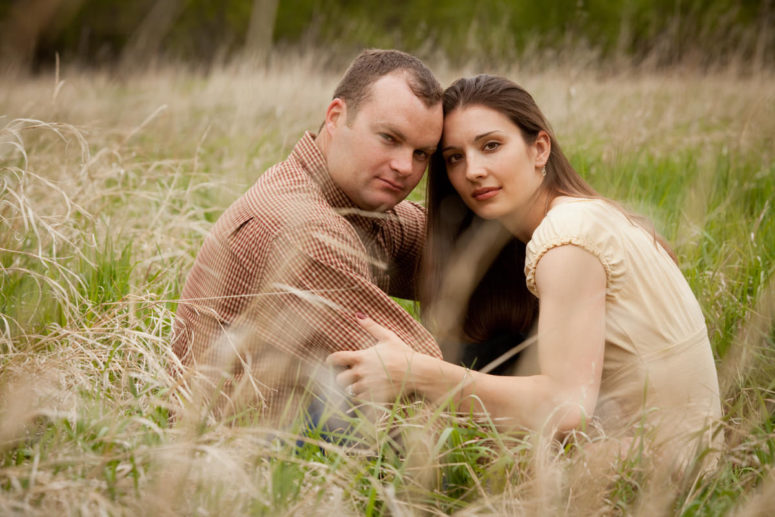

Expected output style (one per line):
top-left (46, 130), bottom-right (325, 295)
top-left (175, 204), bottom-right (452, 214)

top-left (378, 72), bottom-right (414, 92)
top-left (360, 72), bottom-right (430, 109)
top-left (349, 73), bottom-right (442, 144)
top-left (373, 118), bottom-right (441, 150)
top-left (368, 77), bottom-right (440, 112)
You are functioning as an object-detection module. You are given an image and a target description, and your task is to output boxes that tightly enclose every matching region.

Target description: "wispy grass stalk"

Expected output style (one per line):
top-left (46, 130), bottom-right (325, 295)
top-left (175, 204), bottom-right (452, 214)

top-left (0, 54), bottom-right (773, 515)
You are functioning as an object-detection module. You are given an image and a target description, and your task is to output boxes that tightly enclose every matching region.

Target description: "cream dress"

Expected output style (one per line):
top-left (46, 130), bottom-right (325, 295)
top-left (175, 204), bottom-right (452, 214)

top-left (522, 198), bottom-right (721, 451)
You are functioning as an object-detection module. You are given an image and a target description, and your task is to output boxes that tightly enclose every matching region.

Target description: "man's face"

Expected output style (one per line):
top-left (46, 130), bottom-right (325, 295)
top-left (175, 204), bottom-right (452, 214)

top-left (324, 73), bottom-right (443, 211)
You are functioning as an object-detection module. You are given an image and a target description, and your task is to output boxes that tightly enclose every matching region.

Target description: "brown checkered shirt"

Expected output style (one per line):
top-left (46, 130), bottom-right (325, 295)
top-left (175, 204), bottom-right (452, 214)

top-left (173, 132), bottom-right (442, 416)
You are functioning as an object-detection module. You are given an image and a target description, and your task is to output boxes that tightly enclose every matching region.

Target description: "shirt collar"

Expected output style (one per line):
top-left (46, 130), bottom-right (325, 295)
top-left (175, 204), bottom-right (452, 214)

top-left (292, 131), bottom-right (383, 230)
top-left (291, 131), bottom-right (355, 210)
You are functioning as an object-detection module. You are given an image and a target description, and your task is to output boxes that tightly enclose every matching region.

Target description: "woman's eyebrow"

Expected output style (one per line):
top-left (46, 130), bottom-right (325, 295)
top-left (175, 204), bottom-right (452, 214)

top-left (442, 130), bottom-right (502, 152)
top-left (473, 130), bottom-right (500, 141)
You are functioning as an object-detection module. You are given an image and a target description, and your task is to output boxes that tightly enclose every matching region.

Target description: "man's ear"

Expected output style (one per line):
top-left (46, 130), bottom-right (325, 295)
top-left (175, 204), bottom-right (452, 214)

top-left (533, 130), bottom-right (551, 169)
top-left (324, 98), bottom-right (347, 135)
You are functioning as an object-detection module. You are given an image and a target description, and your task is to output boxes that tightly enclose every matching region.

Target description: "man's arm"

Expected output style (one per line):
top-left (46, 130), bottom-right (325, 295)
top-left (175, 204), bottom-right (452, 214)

top-left (171, 212), bottom-right (440, 420)
top-left (382, 200), bottom-right (426, 300)
top-left (233, 217), bottom-right (441, 364)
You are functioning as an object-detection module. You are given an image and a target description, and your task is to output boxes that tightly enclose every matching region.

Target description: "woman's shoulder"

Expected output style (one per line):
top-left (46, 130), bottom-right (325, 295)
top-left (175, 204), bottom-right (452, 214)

top-left (525, 197), bottom-right (627, 297)
top-left (545, 196), bottom-right (620, 221)
top-left (530, 197), bottom-right (622, 245)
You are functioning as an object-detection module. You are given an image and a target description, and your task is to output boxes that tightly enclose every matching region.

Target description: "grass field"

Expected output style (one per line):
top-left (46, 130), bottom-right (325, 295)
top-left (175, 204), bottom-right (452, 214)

top-left (1, 55), bottom-right (774, 515)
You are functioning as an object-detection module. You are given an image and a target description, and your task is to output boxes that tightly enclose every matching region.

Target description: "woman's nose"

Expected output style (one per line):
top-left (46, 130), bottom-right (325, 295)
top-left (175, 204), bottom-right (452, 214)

top-left (464, 156), bottom-right (487, 181)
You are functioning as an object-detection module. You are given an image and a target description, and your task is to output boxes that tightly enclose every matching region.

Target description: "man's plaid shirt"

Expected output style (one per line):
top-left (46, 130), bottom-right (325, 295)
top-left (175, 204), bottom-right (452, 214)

top-left (172, 132), bottom-right (442, 418)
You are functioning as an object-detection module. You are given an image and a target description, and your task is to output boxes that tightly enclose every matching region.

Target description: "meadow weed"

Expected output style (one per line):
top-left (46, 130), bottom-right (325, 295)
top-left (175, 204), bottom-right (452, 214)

top-left (1, 54), bottom-right (774, 515)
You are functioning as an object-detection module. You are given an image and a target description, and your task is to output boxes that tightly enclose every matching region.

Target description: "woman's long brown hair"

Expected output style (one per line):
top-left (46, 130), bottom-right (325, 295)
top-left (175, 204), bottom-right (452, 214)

top-left (420, 75), bottom-right (676, 355)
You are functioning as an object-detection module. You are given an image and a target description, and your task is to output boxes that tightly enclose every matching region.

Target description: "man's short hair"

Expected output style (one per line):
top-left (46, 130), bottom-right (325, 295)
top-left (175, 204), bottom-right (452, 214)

top-left (332, 49), bottom-right (443, 119)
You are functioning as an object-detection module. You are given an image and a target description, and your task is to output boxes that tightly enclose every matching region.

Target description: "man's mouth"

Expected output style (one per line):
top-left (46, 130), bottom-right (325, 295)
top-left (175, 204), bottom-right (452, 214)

top-left (472, 187), bottom-right (501, 201)
top-left (377, 178), bottom-right (403, 192)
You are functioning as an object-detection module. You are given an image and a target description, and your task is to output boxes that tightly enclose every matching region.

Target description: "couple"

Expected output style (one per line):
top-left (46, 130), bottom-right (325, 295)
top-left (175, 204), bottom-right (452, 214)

top-left (173, 49), bottom-right (720, 450)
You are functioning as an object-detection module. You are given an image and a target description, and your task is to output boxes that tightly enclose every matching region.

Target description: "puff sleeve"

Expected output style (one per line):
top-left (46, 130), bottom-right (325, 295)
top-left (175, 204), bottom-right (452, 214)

top-left (524, 200), bottom-right (627, 299)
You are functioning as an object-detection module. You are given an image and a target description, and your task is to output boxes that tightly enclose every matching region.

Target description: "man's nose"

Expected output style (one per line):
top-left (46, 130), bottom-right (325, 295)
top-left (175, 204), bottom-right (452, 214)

top-left (391, 150), bottom-right (414, 176)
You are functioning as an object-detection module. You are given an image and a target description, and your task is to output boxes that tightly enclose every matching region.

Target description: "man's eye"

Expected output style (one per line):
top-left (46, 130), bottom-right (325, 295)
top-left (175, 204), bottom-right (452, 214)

top-left (414, 150), bottom-right (429, 161)
top-left (381, 133), bottom-right (396, 143)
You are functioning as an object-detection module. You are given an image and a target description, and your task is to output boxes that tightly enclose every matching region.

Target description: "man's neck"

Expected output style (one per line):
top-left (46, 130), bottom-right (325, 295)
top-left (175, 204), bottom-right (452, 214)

top-left (314, 129), bottom-right (330, 158)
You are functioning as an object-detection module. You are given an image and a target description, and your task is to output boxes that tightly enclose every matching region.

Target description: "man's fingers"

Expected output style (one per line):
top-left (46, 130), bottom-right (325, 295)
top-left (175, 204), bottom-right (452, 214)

top-left (356, 315), bottom-right (401, 342)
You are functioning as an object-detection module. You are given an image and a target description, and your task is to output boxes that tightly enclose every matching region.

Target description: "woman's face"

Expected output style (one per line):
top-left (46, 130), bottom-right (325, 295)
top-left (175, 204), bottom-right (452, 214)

top-left (441, 105), bottom-right (548, 224)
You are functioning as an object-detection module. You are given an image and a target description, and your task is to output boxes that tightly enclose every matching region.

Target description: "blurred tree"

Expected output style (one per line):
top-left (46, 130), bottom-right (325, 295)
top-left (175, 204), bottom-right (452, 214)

top-left (0, 0), bottom-right (83, 71)
top-left (121, 0), bottom-right (187, 68)
top-left (164, 0), bottom-right (251, 64)
top-left (0, 0), bottom-right (770, 72)
top-left (245, 0), bottom-right (279, 60)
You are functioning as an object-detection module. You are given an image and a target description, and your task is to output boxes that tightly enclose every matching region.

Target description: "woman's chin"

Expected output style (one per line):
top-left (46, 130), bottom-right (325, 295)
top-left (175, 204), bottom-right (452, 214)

top-left (462, 199), bottom-right (504, 221)
top-left (472, 208), bottom-right (499, 220)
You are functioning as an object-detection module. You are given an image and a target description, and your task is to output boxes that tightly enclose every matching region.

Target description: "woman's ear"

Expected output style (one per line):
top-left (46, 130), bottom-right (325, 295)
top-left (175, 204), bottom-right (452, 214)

top-left (533, 130), bottom-right (551, 169)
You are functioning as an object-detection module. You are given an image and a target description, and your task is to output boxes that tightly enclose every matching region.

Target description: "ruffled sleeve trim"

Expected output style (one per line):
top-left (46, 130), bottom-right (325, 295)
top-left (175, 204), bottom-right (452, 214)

top-left (524, 200), bottom-right (626, 298)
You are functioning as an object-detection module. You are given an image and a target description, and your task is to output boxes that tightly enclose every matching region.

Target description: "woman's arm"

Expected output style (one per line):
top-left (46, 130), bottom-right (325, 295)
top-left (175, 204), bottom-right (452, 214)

top-left (327, 244), bottom-right (607, 434)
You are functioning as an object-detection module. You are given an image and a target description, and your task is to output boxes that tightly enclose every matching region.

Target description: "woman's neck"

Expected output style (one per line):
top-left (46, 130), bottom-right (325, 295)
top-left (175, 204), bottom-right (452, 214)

top-left (499, 191), bottom-right (557, 243)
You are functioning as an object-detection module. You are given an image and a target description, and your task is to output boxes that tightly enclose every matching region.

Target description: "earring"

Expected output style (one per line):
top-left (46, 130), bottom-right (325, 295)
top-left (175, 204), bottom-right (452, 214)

top-left (541, 166), bottom-right (547, 177)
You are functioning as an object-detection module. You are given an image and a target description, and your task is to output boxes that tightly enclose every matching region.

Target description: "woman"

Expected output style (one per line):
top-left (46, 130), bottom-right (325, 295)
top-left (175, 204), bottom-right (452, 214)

top-left (328, 75), bottom-right (721, 445)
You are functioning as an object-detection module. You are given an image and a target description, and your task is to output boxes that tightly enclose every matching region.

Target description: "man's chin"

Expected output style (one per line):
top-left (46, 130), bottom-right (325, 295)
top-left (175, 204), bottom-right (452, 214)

top-left (362, 195), bottom-right (401, 213)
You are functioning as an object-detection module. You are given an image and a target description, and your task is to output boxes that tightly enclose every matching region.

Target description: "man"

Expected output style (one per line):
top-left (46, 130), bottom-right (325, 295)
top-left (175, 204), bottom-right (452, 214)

top-left (172, 49), bottom-right (444, 419)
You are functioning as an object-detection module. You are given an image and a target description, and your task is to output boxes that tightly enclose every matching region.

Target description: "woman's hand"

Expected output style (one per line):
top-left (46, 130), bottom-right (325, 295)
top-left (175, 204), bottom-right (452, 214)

top-left (326, 314), bottom-right (418, 403)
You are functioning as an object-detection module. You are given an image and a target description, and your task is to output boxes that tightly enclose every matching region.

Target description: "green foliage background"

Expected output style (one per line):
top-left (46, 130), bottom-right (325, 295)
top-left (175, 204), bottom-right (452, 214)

top-left (23, 0), bottom-right (775, 67)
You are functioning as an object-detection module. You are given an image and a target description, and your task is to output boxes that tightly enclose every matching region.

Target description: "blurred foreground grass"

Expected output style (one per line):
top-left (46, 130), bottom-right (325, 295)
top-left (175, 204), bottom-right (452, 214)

top-left (1, 56), bottom-right (774, 515)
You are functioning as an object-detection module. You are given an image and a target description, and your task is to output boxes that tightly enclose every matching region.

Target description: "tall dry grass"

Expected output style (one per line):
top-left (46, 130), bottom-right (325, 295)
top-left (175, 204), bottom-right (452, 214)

top-left (1, 54), bottom-right (774, 515)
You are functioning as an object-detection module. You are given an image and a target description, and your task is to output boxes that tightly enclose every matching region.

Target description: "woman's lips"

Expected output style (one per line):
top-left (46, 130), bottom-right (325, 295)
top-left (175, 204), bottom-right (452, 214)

top-left (472, 187), bottom-right (500, 201)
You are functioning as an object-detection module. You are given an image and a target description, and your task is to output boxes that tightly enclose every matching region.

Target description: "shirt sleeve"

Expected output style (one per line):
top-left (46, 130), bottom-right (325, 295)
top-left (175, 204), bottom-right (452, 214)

top-left (232, 216), bottom-right (442, 365)
top-left (380, 200), bottom-right (426, 300)
top-left (524, 202), bottom-right (626, 299)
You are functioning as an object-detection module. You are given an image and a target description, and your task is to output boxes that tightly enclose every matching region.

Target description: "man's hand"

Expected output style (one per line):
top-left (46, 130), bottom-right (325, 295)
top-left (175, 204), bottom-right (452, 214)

top-left (326, 314), bottom-right (418, 403)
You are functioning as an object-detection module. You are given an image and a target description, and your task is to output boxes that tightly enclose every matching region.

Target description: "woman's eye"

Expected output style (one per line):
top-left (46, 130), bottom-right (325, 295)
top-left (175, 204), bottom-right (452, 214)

top-left (445, 153), bottom-right (462, 165)
top-left (483, 141), bottom-right (500, 151)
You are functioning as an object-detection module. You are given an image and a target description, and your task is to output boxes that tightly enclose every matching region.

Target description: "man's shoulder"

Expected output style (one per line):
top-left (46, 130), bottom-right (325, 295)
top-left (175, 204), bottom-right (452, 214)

top-left (216, 158), bottom-right (351, 242)
top-left (376, 200), bottom-right (426, 237)
top-left (387, 199), bottom-right (426, 220)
